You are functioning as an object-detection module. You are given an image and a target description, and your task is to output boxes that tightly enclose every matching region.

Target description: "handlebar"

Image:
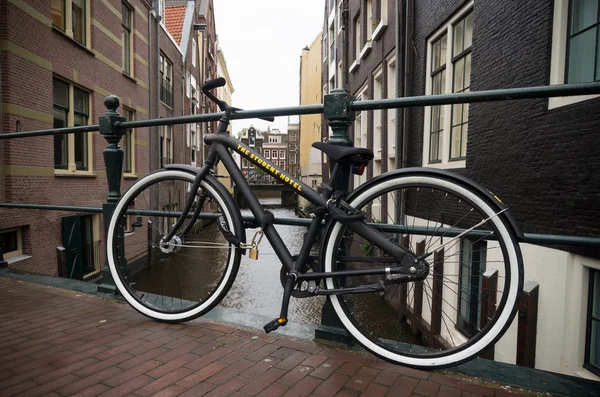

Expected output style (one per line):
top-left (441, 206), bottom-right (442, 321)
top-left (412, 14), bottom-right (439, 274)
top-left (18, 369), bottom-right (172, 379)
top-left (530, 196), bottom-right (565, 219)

top-left (202, 78), bottom-right (275, 122)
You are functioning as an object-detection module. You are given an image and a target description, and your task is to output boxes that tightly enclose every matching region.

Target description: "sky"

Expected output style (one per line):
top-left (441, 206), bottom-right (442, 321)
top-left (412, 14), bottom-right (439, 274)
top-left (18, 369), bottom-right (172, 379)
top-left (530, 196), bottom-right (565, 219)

top-left (213, 0), bottom-right (324, 135)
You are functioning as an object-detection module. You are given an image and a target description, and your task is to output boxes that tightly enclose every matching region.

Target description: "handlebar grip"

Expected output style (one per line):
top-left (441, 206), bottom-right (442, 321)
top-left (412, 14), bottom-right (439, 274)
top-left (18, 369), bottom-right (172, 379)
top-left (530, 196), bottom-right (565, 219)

top-left (202, 77), bottom-right (226, 91)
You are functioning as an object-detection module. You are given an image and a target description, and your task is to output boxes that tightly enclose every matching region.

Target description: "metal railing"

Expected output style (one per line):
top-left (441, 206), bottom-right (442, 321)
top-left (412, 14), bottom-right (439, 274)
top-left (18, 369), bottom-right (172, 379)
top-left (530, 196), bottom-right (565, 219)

top-left (1, 82), bottom-right (600, 287)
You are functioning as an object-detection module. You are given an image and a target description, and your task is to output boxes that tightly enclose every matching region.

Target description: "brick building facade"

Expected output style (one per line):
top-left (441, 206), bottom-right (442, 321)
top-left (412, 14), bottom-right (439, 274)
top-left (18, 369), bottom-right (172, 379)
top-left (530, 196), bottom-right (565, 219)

top-left (0, 0), bottom-right (224, 281)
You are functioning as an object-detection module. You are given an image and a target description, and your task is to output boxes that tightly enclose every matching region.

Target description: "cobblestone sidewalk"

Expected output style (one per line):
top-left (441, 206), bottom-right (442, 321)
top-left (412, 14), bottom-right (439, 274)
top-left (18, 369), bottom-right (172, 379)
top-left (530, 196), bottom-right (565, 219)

top-left (0, 278), bottom-right (544, 397)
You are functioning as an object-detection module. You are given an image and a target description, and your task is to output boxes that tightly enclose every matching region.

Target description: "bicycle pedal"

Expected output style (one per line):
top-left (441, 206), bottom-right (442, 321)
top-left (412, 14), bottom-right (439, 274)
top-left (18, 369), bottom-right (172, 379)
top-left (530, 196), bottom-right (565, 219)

top-left (263, 317), bottom-right (287, 333)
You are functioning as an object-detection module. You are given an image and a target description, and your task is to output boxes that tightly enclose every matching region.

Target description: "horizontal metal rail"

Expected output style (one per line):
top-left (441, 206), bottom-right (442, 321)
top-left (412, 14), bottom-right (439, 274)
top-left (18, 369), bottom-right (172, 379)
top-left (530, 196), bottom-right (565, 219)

top-left (2, 83), bottom-right (599, 139)
top-left (0, 203), bottom-right (597, 248)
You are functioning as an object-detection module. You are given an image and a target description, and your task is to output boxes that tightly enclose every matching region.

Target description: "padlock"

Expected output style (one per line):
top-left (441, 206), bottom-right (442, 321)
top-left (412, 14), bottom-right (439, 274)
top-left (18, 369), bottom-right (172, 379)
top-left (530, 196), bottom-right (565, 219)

top-left (249, 246), bottom-right (259, 260)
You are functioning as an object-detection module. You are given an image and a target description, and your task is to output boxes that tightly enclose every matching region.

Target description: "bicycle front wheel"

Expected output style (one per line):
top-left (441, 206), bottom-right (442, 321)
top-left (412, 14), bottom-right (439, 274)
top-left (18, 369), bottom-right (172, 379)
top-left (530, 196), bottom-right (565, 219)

top-left (107, 170), bottom-right (243, 322)
top-left (322, 172), bottom-right (523, 369)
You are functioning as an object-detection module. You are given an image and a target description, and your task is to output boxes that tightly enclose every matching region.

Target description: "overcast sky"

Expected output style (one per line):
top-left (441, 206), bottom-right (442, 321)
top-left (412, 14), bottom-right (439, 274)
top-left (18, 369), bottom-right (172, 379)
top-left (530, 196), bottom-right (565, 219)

top-left (213, 0), bottom-right (324, 135)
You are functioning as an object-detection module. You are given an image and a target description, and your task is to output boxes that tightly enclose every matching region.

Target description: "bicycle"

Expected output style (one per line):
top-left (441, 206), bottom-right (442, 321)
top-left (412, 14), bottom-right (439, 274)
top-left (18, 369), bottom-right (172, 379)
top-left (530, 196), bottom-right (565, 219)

top-left (107, 78), bottom-right (524, 369)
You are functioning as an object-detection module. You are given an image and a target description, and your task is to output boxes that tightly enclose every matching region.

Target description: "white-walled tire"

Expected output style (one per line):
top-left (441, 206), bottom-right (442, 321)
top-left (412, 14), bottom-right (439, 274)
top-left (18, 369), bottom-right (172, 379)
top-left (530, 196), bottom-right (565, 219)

top-left (323, 174), bottom-right (523, 369)
top-left (107, 170), bottom-right (242, 323)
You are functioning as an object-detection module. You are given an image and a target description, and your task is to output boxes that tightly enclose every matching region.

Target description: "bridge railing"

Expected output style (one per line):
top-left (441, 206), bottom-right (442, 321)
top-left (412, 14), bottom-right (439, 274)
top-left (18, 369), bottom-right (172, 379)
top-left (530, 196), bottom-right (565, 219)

top-left (1, 83), bottom-right (600, 375)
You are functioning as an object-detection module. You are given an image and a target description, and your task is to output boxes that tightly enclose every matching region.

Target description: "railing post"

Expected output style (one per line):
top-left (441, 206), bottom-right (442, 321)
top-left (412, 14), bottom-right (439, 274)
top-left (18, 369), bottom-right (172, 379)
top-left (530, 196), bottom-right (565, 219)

top-left (97, 95), bottom-right (126, 294)
top-left (315, 88), bottom-right (355, 344)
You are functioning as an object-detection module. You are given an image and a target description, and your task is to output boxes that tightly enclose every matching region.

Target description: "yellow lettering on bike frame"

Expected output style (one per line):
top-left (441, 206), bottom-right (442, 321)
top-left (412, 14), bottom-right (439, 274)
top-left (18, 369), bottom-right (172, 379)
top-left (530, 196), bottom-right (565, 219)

top-left (235, 144), bottom-right (301, 192)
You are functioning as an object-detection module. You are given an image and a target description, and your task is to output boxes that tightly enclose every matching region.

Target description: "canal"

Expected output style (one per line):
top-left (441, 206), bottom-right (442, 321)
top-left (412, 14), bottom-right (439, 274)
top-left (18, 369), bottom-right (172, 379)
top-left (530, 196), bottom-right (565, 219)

top-left (219, 200), bottom-right (326, 325)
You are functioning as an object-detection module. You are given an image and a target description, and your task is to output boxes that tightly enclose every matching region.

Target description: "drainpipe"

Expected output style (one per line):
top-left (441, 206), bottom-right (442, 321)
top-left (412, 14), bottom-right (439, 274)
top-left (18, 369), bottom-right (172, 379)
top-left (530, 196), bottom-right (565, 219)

top-left (397, 0), bottom-right (412, 224)
top-left (155, 0), bottom-right (161, 173)
top-left (0, 58), bottom-right (4, 202)
top-left (148, 6), bottom-right (153, 174)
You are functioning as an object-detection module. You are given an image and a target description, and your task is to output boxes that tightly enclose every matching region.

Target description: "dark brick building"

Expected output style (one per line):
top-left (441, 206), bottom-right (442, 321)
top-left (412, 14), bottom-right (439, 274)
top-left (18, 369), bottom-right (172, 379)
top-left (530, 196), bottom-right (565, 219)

top-left (323, 0), bottom-right (600, 379)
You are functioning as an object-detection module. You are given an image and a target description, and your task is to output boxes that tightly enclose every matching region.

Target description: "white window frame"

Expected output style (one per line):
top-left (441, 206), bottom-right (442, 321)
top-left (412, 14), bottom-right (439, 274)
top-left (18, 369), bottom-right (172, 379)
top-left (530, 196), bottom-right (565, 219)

top-left (265, 150), bottom-right (270, 159)
top-left (549, 0), bottom-right (600, 109)
top-left (353, 84), bottom-right (369, 187)
top-left (279, 150), bottom-right (285, 159)
top-left (373, 64), bottom-right (383, 161)
top-left (422, 1), bottom-right (473, 169)
top-left (192, 38), bottom-right (197, 67)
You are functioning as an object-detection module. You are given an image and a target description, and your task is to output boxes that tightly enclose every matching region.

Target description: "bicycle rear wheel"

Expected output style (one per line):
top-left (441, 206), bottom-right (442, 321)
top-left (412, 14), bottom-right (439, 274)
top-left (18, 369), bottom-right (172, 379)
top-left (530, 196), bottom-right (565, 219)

top-left (107, 170), bottom-right (243, 322)
top-left (322, 172), bottom-right (523, 369)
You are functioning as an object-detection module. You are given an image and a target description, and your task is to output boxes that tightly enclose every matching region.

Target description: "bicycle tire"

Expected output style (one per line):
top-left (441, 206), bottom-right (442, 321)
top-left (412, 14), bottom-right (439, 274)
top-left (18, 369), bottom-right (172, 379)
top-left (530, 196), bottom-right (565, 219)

top-left (322, 171), bottom-right (523, 369)
top-left (107, 169), bottom-right (243, 322)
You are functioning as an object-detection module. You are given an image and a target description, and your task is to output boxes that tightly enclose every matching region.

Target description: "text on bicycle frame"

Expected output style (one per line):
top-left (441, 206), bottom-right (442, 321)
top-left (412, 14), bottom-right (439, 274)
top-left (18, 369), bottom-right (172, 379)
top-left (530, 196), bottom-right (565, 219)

top-left (236, 144), bottom-right (302, 192)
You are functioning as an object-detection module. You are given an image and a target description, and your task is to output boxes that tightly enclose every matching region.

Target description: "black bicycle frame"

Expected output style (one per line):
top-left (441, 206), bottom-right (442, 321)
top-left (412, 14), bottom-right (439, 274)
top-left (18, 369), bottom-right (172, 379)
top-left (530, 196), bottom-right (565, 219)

top-left (200, 133), bottom-right (417, 280)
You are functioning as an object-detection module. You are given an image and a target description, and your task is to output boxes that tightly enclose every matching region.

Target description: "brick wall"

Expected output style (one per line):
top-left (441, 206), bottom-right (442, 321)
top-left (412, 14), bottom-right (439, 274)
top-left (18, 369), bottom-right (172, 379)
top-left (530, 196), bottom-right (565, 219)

top-left (0, 0), bottom-right (152, 275)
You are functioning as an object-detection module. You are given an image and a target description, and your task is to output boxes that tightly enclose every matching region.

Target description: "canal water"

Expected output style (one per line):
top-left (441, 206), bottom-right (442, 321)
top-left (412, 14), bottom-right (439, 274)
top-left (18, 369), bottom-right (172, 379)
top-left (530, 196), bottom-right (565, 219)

top-left (219, 200), bottom-right (326, 325)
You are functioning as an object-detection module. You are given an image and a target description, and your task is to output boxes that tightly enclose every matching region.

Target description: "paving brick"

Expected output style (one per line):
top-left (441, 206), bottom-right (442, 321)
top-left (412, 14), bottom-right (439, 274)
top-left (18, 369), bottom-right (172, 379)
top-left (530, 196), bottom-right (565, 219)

top-left (74, 353), bottom-right (132, 378)
top-left (312, 373), bottom-right (350, 397)
top-left (96, 375), bottom-right (154, 397)
top-left (234, 329), bottom-right (280, 343)
top-left (117, 347), bottom-right (169, 370)
top-left (274, 338), bottom-right (323, 354)
top-left (362, 383), bottom-right (388, 397)
top-left (276, 351), bottom-right (311, 371)
top-left (388, 376), bottom-right (420, 397)
top-left (0, 364), bottom-right (55, 389)
top-left (56, 367), bottom-right (122, 395)
top-left (15, 373), bottom-right (79, 397)
top-left (368, 360), bottom-right (429, 379)
top-left (413, 380), bottom-right (441, 397)
top-left (146, 352), bottom-right (198, 378)
top-left (277, 365), bottom-right (314, 387)
top-left (372, 369), bottom-right (399, 386)
top-left (241, 357), bottom-right (284, 379)
top-left (185, 346), bottom-right (234, 370)
top-left (281, 375), bottom-right (322, 397)
top-left (301, 354), bottom-right (329, 368)
top-left (177, 361), bottom-right (229, 389)
top-left (437, 385), bottom-right (462, 397)
top-left (240, 367), bottom-right (287, 396)
top-left (345, 365), bottom-right (379, 391)
top-left (134, 367), bottom-right (195, 396)
top-left (331, 387), bottom-right (361, 397)
top-left (150, 384), bottom-right (188, 397)
top-left (336, 360), bottom-right (365, 377)
top-left (245, 343), bottom-right (281, 361)
top-left (155, 341), bottom-right (203, 363)
top-left (206, 375), bottom-right (252, 397)
top-left (256, 382), bottom-right (289, 397)
top-left (271, 346), bottom-right (297, 359)
top-left (462, 392), bottom-right (485, 397)
top-left (35, 358), bottom-right (98, 383)
top-left (428, 374), bottom-right (495, 396)
top-left (310, 358), bottom-right (346, 380)
top-left (105, 360), bottom-right (162, 387)
top-left (207, 358), bottom-right (254, 384)
top-left (178, 381), bottom-right (218, 397)
top-left (0, 379), bottom-right (38, 396)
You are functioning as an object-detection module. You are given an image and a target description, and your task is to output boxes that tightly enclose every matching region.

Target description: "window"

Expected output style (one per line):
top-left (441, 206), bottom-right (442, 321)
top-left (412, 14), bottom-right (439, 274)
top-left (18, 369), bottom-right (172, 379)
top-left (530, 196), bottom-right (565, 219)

top-left (354, 15), bottom-right (361, 61)
top-left (366, 0), bottom-right (373, 39)
top-left (265, 150), bottom-right (270, 159)
top-left (550, 0), bottom-right (600, 107)
top-left (280, 161), bottom-right (285, 169)
top-left (122, 2), bottom-right (133, 75)
top-left (423, 3), bottom-right (472, 168)
top-left (160, 54), bottom-right (173, 107)
top-left (0, 229), bottom-right (22, 260)
top-left (279, 150), bottom-right (285, 159)
top-left (242, 158), bottom-right (248, 168)
top-left (192, 39), bottom-right (197, 67)
top-left (567, 0), bottom-right (600, 83)
top-left (353, 85), bottom-right (368, 187)
top-left (585, 269), bottom-right (600, 376)
top-left (272, 150), bottom-right (278, 159)
top-left (457, 238), bottom-right (487, 338)
top-left (52, 0), bottom-right (87, 45)
top-left (160, 124), bottom-right (172, 167)
top-left (122, 108), bottom-right (134, 174)
top-left (53, 78), bottom-right (90, 171)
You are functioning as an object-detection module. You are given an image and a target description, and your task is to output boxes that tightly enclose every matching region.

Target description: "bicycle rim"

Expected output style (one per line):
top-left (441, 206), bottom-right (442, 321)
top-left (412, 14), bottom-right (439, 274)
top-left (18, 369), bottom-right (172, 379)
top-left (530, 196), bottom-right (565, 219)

top-left (107, 170), bottom-right (240, 322)
top-left (324, 175), bottom-right (522, 368)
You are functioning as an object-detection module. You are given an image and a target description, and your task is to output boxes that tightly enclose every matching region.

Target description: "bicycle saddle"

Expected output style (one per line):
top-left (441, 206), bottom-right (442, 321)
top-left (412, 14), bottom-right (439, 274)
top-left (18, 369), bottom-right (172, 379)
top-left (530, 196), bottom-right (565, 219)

top-left (312, 142), bottom-right (374, 165)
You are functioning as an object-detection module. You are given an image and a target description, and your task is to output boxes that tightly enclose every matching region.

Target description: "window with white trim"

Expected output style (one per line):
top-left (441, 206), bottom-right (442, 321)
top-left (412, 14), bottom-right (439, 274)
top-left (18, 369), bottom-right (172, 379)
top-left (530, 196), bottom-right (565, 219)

top-left (53, 78), bottom-right (91, 172)
top-left (423, 2), bottom-right (472, 168)
top-left (52, 0), bottom-right (89, 46)
top-left (279, 150), bottom-right (285, 159)
top-left (192, 39), bottom-right (197, 67)
top-left (550, 0), bottom-right (600, 108)
top-left (122, 1), bottom-right (133, 75)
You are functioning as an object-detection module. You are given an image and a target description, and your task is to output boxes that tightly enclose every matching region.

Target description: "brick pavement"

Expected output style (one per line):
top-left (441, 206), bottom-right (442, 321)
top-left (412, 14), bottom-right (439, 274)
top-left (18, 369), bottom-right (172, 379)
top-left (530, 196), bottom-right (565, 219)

top-left (0, 278), bottom-right (542, 397)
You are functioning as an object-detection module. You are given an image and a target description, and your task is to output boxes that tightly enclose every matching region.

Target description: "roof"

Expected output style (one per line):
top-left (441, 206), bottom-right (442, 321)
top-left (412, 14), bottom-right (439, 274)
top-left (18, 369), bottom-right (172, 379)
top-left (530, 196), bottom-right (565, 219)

top-left (164, 6), bottom-right (187, 45)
